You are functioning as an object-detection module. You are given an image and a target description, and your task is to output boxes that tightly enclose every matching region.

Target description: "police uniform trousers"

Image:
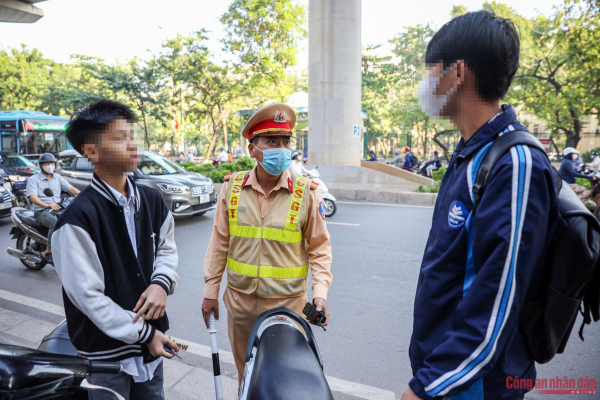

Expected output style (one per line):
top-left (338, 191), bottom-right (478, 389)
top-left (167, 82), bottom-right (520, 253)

top-left (223, 286), bottom-right (307, 386)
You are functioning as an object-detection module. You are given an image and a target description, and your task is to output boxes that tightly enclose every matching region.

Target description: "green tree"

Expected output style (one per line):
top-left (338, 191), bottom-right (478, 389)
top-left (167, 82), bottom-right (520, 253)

top-left (389, 24), bottom-right (444, 156)
top-left (451, 5), bottom-right (468, 18)
top-left (0, 45), bottom-right (51, 110)
top-left (75, 56), bottom-right (170, 149)
top-left (159, 31), bottom-right (239, 161)
top-left (361, 46), bottom-right (400, 155)
top-left (220, 0), bottom-right (307, 101)
top-left (39, 60), bottom-right (109, 117)
top-left (491, 0), bottom-right (600, 150)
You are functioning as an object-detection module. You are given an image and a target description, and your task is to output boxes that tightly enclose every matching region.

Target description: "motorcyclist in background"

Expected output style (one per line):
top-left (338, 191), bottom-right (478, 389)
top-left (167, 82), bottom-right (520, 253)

top-left (573, 151), bottom-right (585, 172)
top-left (387, 149), bottom-right (404, 167)
top-left (290, 149), bottom-right (310, 176)
top-left (367, 148), bottom-right (378, 161)
top-left (403, 147), bottom-right (414, 170)
top-left (588, 151), bottom-right (600, 172)
top-left (26, 153), bottom-right (80, 263)
top-left (422, 150), bottom-right (442, 177)
top-left (559, 147), bottom-right (591, 184)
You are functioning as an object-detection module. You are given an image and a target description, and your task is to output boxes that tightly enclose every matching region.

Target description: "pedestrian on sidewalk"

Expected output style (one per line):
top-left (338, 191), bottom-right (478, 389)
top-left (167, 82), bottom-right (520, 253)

top-left (53, 99), bottom-right (181, 400)
top-left (404, 11), bottom-right (559, 400)
top-left (201, 103), bottom-right (333, 387)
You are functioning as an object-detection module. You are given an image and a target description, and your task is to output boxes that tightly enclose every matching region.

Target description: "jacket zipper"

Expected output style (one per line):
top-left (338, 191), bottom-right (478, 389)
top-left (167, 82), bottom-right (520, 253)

top-left (452, 153), bottom-right (459, 177)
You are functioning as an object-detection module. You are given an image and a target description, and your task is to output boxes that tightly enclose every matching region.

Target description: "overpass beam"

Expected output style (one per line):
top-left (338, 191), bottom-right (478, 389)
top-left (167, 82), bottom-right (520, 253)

top-left (0, 0), bottom-right (44, 23)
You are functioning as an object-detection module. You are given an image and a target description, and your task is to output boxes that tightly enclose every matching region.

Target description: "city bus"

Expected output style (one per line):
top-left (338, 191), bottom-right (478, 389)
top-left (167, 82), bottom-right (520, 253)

top-left (0, 110), bottom-right (72, 155)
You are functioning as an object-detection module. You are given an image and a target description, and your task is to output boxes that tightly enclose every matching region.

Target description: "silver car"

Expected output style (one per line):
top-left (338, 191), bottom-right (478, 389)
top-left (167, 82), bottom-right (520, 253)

top-left (57, 151), bottom-right (217, 217)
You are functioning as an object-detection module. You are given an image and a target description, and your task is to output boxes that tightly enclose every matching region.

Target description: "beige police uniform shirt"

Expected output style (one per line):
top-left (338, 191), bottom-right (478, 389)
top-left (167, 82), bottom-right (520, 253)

top-left (203, 168), bottom-right (333, 301)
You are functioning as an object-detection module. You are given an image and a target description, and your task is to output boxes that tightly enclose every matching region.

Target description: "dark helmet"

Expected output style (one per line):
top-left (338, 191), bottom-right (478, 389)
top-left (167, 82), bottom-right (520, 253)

top-left (592, 152), bottom-right (599, 157)
top-left (434, 150), bottom-right (439, 156)
top-left (39, 153), bottom-right (57, 164)
top-left (291, 149), bottom-right (302, 158)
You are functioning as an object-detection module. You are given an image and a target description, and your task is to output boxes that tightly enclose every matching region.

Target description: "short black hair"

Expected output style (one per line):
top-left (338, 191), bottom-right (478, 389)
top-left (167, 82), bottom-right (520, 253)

top-left (425, 10), bottom-right (520, 101)
top-left (66, 99), bottom-right (138, 154)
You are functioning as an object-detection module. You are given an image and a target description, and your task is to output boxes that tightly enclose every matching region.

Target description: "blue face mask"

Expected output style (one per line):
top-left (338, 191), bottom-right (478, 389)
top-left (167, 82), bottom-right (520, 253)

top-left (254, 146), bottom-right (292, 176)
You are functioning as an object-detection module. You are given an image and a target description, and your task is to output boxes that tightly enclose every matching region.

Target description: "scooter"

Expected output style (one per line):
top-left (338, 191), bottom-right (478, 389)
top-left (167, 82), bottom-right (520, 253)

top-left (307, 169), bottom-right (337, 218)
top-left (238, 307), bottom-right (333, 400)
top-left (7, 188), bottom-right (73, 270)
top-left (0, 322), bottom-right (125, 400)
top-left (1, 173), bottom-right (29, 209)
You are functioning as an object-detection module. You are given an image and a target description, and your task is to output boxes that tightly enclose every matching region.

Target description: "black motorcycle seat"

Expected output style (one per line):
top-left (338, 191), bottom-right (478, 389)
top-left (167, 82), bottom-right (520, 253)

top-left (38, 321), bottom-right (79, 357)
top-left (246, 324), bottom-right (334, 400)
top-left (18, 211), bottom-right (43, 228)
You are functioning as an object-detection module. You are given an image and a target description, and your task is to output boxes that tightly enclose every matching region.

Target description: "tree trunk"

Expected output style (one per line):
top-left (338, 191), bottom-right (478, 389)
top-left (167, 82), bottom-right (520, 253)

top-left (222, 113), bottom-right (229, 151)
top-left (550, 137), bottom-right (560, 155)
top-left (570, 108), bottom-right (582, 150)
top-left (432, 129), bottom-right (456, 163)
top-left (203, 113), bottom-right (224, 163)
top-left (141, 104), bottom-right (149, 150)
top-left (170, 124), bottom-right (177, 153)
top-left (204, 131), bottom-right (219, 163)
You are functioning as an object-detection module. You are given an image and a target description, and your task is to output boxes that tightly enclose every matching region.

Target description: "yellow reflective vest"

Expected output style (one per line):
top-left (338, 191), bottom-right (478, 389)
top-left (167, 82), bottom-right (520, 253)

top-left (226, 171), bottom-right (311, 298)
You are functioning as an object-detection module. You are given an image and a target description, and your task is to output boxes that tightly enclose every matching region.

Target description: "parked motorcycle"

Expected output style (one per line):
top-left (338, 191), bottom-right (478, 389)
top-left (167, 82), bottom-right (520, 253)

top-left (1, 173), bottom-right (28, 209)
top-left (239, 307), bottom-right (333, 400)
top-left (7, 188), bottom-right (73, 270)
top-left (307, 168), bottom-right (337, 218)
top-left (0, 321), bottom-right (125, 400)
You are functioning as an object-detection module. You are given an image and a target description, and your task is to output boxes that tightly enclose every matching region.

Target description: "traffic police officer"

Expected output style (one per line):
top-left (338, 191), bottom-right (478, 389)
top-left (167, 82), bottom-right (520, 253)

top-left (201, 103), bottom-right (333, 385)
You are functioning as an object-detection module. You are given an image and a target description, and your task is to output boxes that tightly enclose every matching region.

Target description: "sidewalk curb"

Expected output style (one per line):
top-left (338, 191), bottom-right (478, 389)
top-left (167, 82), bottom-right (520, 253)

top-left (331, 188), bottom-right (438, 206)
top-left (215, 183), bottom-right (437, 206)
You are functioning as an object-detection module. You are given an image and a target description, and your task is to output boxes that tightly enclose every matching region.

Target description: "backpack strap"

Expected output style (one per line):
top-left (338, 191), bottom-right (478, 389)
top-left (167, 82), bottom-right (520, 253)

top-left (472, 130), bottom-right (561, 212)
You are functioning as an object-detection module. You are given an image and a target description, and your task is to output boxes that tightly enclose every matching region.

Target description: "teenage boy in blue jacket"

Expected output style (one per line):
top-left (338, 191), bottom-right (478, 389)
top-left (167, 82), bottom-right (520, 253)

top-left (403, 11), bottom-right (560, 400)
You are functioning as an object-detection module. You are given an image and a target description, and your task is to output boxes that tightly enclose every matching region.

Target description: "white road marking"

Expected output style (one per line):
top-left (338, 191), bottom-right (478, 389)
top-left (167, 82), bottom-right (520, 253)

top-left (327, 222), bottom-right (360, 226)
top-left (0, 289), bottom-right (65, 316)
top-left (338, 201), bottom-right (434, 209)
top-left (0, 289), bottom-right (396, 400)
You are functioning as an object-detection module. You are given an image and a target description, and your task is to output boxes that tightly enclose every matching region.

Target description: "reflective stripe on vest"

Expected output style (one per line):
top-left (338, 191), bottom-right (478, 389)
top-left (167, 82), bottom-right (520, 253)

top-left (226, 171), bottom-right (310, 297)
top-left (228, 172), bottom-right (307, 244)
top-left (227, 257), bottom-right (309, 279)
top-left (285, 175), bottom-right (307, 233)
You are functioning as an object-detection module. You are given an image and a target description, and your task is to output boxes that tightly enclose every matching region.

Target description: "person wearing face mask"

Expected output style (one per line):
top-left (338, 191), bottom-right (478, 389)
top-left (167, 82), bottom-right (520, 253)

top-left (404, 11), bottom-right (560, 400)
top-left (201, 103), bottom-right (333, 387)
top-left (289, 149), bottom-right (310, 176)
top-left (26, 153), bottom-right (80, 262)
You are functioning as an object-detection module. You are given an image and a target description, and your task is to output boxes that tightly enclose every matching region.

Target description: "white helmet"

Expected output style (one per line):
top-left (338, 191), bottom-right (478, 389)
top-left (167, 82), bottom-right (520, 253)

top-left (563, 147), bottom-right (579, 157)
top-left (369, 147), bottom-right (375, 153)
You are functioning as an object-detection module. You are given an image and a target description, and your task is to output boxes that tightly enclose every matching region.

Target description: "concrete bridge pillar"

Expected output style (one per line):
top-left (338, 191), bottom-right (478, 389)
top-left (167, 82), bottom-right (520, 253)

top-left (308, 0), bottom-right (362, 166)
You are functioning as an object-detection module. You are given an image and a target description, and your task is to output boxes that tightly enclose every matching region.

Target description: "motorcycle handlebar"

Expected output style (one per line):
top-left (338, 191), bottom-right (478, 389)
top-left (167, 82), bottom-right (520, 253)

top-left (89, 361), bottom-right (122, 374)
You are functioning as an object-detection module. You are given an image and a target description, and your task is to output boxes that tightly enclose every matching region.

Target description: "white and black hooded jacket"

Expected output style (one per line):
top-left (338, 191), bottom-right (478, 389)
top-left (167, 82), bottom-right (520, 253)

top-left (53, 174), bottom-right (179, 362)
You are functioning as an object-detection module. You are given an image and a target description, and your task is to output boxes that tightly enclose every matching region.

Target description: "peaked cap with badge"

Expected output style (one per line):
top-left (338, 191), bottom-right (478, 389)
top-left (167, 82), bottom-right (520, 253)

top-left (241, 103), bottom-right (296, 140)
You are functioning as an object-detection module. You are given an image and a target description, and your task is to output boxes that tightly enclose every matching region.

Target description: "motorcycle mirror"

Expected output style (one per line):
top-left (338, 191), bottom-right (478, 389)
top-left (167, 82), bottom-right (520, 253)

top-left (43, 188), bottom-right (55, 197)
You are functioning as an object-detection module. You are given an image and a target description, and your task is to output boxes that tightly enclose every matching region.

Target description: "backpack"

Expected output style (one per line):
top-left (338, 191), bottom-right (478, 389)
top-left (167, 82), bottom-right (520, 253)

top-left (410, 154), bottom-right (418, 166)
top-left (471, 130), bottom-right (600, 364)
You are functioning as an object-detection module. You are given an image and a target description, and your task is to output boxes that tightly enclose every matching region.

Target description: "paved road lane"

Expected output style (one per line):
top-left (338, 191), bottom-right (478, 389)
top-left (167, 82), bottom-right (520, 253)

top-left (0, 202), bottom-right (598, 398)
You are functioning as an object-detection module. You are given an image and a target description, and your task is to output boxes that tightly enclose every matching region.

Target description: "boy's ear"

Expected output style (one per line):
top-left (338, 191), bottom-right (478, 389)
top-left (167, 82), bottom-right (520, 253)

top-left (82, 143), bottom-right (100, 166)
